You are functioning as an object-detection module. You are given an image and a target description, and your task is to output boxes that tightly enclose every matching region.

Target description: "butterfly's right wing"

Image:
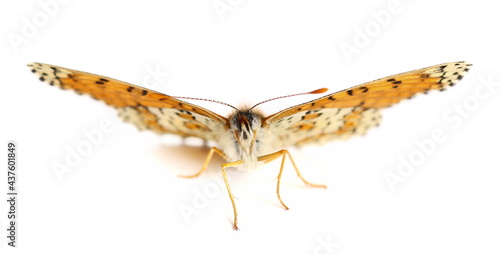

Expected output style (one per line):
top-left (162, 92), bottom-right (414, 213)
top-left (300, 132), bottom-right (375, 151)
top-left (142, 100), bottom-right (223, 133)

top-left (263, 61), bottom-right (472, 147)
top-left (28, 63), bottom-right (229, 140)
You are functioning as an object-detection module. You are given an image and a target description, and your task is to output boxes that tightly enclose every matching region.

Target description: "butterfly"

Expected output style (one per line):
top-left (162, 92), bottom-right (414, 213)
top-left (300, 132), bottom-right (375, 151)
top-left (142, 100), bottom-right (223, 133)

top-left (28, 61), bottom-right (471, 230)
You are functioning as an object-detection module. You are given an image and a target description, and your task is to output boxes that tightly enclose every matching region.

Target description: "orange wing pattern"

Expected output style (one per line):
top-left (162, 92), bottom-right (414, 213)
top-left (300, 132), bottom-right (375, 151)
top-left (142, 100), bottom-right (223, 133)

top-left (28, 63), bottom-right (229, 140)
top-left (264, 62), bottom-right (472, 147)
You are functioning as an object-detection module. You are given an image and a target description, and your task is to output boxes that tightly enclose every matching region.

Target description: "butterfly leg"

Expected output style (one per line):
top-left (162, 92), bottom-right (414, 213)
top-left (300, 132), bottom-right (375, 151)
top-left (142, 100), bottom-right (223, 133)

top-left (178, 147), bottom-right (227, 178)
top-left (283, 150), bottom-right (327, 189)
top-left (257, 149), bottom-right (327, 210)
top-left (221, 159), bottom-right (245, 231)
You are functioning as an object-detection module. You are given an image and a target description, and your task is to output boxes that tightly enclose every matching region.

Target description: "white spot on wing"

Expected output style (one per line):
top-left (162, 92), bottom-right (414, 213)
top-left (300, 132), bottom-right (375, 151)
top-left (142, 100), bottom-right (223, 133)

top-left (28, 62), bottom-right (71, 88)
top-left (117, 107), bottom-right (149, 131)
top-left (267, 107), bottom-right (381, 148)
top-left (425, 62), bottom-right (472, 89)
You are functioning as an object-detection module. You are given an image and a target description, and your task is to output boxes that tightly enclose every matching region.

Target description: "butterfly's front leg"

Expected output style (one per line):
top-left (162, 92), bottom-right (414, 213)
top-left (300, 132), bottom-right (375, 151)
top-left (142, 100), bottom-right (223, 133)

top-left (177, 147), bottom-right (242, 230)
top-left (178, 147), bottom-right (227, 178)
top-left (220, 159), bottom-right (246, 230)
top-left (257, 149), bottom-right (327, 210)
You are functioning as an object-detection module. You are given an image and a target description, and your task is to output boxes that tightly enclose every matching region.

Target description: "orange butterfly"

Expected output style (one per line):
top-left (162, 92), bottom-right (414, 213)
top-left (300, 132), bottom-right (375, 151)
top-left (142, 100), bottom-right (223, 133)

top-left (29, 61), bottom-right (471, 230)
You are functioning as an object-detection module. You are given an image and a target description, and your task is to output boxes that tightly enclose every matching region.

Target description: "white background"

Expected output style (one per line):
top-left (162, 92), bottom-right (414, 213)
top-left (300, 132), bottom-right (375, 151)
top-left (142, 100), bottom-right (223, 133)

top-left (1, 0), bottom-right (499, 254)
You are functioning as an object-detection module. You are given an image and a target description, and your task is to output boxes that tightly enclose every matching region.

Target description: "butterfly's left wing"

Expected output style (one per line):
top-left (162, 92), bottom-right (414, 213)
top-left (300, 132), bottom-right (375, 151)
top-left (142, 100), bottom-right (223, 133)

top-left (28, 62), bottom-right (229, 141)
top-left (263, 61), bottom-right (472, 147)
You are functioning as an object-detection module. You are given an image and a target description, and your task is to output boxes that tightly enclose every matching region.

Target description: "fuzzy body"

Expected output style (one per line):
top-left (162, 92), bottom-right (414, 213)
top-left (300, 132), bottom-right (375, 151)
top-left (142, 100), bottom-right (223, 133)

top-left (217, 109), bottom-right (276, 170)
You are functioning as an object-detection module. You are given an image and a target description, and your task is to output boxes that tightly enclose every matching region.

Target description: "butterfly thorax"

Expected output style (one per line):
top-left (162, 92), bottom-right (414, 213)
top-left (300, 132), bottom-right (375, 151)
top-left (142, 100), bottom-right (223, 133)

top-left (217, 109), bottom-right (267, 169)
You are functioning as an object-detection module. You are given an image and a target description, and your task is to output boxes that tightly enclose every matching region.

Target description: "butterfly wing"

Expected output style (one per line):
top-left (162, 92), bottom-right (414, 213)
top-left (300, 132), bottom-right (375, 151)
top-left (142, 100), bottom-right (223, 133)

top-left (28, 63), bottom-right (229, 140)
top-left (264, 61), bottom-right (472, 147)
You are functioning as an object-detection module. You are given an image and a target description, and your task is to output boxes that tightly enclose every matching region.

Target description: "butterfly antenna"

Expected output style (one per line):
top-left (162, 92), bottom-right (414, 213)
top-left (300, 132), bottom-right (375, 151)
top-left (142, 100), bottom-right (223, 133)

top-left (249, 88), bottom-right (328, 110)
top-left (171, 96), bottom-right (239, 111)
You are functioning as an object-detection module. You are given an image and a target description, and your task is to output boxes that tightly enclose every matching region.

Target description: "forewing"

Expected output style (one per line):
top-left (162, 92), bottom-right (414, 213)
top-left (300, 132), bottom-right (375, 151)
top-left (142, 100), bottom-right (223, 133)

top-left (28, 62), bottom-right (229, 140)
top-left (264, 61), bottom-right (472, 147)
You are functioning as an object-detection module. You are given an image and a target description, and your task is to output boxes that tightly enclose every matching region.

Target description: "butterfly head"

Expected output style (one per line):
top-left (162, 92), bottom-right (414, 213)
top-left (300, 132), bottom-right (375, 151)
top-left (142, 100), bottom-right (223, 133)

top-left (230, 109), bottom-right (262, 142)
